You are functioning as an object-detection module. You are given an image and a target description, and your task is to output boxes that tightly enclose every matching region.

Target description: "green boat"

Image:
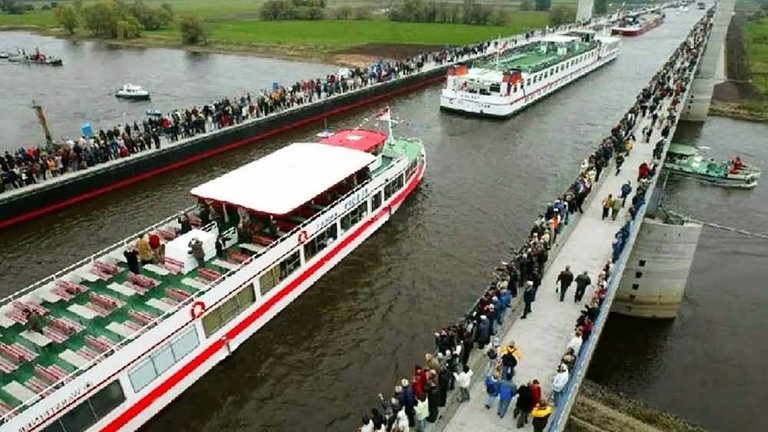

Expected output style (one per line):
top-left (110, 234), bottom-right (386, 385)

top-left (665, 143), bottom-right (761, 188)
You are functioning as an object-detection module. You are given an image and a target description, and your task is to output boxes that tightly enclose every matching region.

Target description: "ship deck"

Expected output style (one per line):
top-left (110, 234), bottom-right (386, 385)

top-left (472, 39), bottom-right (598, 76)
top-left (0, 137), bottom-right (420, 419)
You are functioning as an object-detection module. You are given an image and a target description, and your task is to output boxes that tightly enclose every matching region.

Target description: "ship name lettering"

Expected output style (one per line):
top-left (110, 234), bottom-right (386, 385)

top-left (20, 383), bottom-right (93, 432)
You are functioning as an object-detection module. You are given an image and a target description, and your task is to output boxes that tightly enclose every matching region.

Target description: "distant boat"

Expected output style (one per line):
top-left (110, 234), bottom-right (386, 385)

top-left (146, 109), bottom-right (163, 117)
top-left (116, 84), bottom-right (150, 100)
top-left (0, 50), bottom-right (8, 59)
top-left (6, 49), bottom-right (63, 66)
top-left (665, 143), bottom-right (760, 188)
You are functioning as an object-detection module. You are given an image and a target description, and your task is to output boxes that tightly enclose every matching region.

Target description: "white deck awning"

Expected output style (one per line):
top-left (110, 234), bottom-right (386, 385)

top-left (190, 143), bottom-right (375, 215)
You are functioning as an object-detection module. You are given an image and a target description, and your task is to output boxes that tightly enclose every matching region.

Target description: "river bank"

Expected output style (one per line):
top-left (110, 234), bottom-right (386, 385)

top-left (709, 11), bottom-right (768, 122)
top-left (568, 381), bottom-right (707, 432)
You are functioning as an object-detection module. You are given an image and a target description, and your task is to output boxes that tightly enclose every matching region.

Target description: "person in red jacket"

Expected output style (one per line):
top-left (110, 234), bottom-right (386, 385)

top-left (638, 161), bottom-right (650, 181)
top-left (531, 379), bottom-right (542, 406)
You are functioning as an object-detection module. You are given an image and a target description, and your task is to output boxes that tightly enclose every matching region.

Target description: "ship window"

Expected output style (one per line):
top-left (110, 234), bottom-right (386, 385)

top-left (526, 79), bottom-right (531, 86)
top-left (280, 251), bottom-right (302, 279)
top-left (129, 326), bottom-right (200, 391)
top-left (304, 223), bottom-right (338, 261)
top-left (202, 285), bottom-right (257, 337)
top-left (341, 202), bottom-right (369, 232)
top-left (41, 422), bottom-right (65, 432)
top-left (55, 380), bottom-right (126, 432)
top-left (384, 174), bottom-right (405, 201)
top-left (489, 83), bottom-right (501, 93)
top-left (60, 401), bottom-right (96, 432)
top-left (89, 381), bottom-right (126, 418)
top-left (259, 266), bottom-right (280, 295)
top-left (371, 191), bottom-right (383, 211)
top-left (152, 345), bottom-right (175, 376)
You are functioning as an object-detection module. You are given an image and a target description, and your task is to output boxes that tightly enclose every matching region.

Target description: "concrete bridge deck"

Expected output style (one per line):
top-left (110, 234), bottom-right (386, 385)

top-left (435, 9), bottom-right (713, 432)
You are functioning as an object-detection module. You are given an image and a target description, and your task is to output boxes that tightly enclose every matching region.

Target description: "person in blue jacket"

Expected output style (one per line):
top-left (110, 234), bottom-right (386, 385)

top-left (497, 378), bottom-right (517, 418)
top-left (484, 372), bottom-right (500, 409)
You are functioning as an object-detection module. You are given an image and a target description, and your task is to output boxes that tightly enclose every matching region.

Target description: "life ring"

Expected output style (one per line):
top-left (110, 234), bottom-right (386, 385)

top-left (190, 301), bottom-right (206, 319)
top-left (297, 230), bottom-right (308, 244)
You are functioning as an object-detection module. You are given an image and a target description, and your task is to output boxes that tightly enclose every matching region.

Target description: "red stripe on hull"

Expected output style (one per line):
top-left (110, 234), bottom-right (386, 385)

top-left (0, 74), bottom-right (442, 230)
top-left (94, 162), bottom-right (425, 432)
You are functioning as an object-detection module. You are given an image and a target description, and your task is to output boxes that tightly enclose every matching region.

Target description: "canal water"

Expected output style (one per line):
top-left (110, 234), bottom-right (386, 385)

top-left (0, 32), bottom-right (336, 150)
top-left (1, 9), bottom-right (762, 432)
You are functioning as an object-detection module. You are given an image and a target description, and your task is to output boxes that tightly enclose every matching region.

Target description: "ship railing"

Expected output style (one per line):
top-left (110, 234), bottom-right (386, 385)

top-left (0, 206), bottom-right (197, 310)
top-left (0, 155), bottom-right (415, 423)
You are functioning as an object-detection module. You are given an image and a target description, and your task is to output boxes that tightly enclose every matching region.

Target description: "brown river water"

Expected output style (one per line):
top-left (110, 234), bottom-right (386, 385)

top-left (0, 9), bottom-right (765, 431)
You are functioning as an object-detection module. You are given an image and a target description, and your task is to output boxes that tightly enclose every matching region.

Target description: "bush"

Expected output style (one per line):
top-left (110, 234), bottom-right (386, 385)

top-left (116, 15), bottom-right (142, 39)
top-left (520, 0), bottom-right (533, 12)
top-left (179, 15), bottom-right (206, 45)
top-left (549, 5), bottom-right (575, 26)
top-left (297, 6), bottom-right (323, 20)
top-left (129, 0), bottom-right (173, 31)
top-left (82, 0), bottom-right (121, 38)
top-left (352, 6), bottom-right (370, 20)
top-left (333, 5), bottom-right (352, 19)
top-left (535, 0), bottom-right (551, 12)
top-left (54, 4), bottom-right (79, 35)
top-left (0, 0), bottom-right (26, 15)
top-left (259, 0), bottom-right (298, 20)
top-left (389, 0), bottom-right (495, 25)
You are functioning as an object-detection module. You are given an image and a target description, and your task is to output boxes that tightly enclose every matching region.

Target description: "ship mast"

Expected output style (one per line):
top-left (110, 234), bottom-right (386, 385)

top-left (31, 100), bottom-right (53, 146)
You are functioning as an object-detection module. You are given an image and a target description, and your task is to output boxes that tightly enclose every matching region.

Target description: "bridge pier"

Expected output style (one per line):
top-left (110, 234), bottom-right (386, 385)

top-left (612, 216), bottom-right (702, 318)
top-left (576, 0), bottom-right (594, 22)
top-left (681, 0), bottom-right (735, 121)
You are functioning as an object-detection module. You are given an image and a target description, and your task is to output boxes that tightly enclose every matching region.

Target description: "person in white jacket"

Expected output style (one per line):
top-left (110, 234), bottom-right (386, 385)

top-left (454, 364), bottom-right (474, 402)
top-left (566, 329), bottom-right (583, 355)
top-left (414, 394), bottom-right (429, 432)
top-left (551, 363), bottom-right (570, 407)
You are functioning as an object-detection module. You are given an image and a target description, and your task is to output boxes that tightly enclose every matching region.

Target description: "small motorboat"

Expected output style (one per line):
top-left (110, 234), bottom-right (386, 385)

top-left (0, 50), bottom-right (8, 59)
top-left (665, 143), bottom-right (761, 188)
top-left (116, 84), bottom-right (150, 100)
top-left (146, 109), bottom-right (162, 117)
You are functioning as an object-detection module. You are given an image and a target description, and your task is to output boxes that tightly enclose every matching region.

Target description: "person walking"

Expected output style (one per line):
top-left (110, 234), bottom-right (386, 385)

top-left (521, 281), bottom-right (534, 319)
top-left (484, 372), bottom-right (500, 409)
top-left (611, 195), bottom-right (622, 221)
top-left (556, 266), bottom-right (574, 302)
top-left (454, 365), bottom-right (473, 403)
top-left (620, 181), bottom-right (632, 207)
top-left (574, 271), bottom-right (591, 303)
top-left (601, 194), bottom-right (613, 220)
top-left (497, 378), bottom-right (516, 418)
top-left (514, 381), bottom-right (535, 428)
top-left (531, 400), bottom-right (553, 432)
top-left (566, 328), bottom-right (584, 355)
top-left (552, 364), bottom-right (570, 407)
top-left (615, 154), bottom-right (625, 175)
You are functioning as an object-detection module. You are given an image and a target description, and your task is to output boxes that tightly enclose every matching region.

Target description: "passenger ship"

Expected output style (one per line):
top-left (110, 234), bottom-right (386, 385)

top-left (439, 30), bottom-right (621, 117)
top-left (0, 118), bottom-right (425, 432)
top-left (611, 11), bottom-right (665, 36)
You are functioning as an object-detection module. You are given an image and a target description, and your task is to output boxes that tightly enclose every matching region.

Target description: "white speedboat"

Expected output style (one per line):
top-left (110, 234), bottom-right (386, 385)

top-left (116, 84), bottom-right (150, 100)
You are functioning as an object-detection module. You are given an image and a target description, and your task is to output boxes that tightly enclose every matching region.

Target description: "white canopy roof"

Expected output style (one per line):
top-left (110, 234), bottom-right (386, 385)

top-left (190, 143), bottom-right (376, 215)
top-left (541, 35), bottom-right (579, 43)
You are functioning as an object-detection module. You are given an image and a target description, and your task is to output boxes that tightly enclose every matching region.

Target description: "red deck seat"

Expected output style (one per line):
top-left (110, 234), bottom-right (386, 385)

top-left (12, 301), bottom-right (48, 315)
top-left (198, 268), bottom-right (222, 282)
top-left (51, 287), bottom-right (75, 302)
top-left (85, 302), bottom-right (109, 317)
top-left (84, 336), bottom-right (113, 353)
top-left (0, 399), bottom-right (14, 416)
top-left (128, 273), bottom-right (159, 288)
top-left (228, 251), bottom-right (251, 263)
top-left (25, 376), bottom-right (49, 395)
top-left (166, 288), bottom-right (191, 302)
top-left (42, 328), bottom-right (68, 344)
top-left (89, 293), bottom-right (124, 310)
top-left (188, 214), bottom-right (202, 227)
top-left (253, 234), bottom-right (275, 247)
top-left (158, 229), bottom-right (177, 240)
top-left (0, 356), bottom-right (17, 373)
top-left (123, 320), bottom-right (143, 331)
top-left (94, 261), bottom-right (120, 274)
top-left (128, 310), bottom-right (156, 326)
top-left (49, 317), bottom-right (84, 335)
top-left (77, 347), bottom-right (100, 361)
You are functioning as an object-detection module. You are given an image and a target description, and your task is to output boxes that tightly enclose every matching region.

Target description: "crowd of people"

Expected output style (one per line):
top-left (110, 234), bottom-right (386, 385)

top-left (357, 10), bottom-right (713, 432)
top-left (1, 37), bottom-right (509, 195)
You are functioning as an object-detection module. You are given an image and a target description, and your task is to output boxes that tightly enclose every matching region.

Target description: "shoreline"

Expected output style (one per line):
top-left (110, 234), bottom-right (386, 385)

top-left (709, 100), bottom-right (768, 122)
top-left (0, 26), bottom-right (380, 67)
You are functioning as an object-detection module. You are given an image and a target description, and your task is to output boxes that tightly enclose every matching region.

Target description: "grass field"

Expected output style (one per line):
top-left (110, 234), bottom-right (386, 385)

top-left (743, 18), bottom-right (768, 93)
top-left (1, 0), bottom-right (550, 55)
top-left (148, 14), bottom-right (548, 49)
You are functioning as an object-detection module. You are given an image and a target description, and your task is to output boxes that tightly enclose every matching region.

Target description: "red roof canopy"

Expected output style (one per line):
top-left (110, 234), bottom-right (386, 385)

top-left (319, 129), bottom-right (387, 153)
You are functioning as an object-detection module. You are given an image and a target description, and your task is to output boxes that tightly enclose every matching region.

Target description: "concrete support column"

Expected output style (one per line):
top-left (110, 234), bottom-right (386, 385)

top-left (576, 0), bottom-right (594, 22)
top-left (612, 218), bottom-right (702, 319)
top-left (681, 0), bottom-right (736, 121)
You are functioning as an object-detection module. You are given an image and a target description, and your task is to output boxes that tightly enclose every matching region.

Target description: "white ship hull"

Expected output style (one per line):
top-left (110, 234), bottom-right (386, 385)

top-left (440, 45), bottom-right (620, 117)
top-left (6, 153), bottom-right (425, 432)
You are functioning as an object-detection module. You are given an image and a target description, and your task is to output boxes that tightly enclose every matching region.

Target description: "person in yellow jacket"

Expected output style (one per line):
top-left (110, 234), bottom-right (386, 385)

top-left (135, 235), bottom-right (153, 264)
top-left (531, 400), bottom-right (553, 432)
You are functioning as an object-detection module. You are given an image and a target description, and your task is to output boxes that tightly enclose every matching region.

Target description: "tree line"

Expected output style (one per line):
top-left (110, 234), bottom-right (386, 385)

top-left (53, 0), bottom-right (173, 39)
top-left (386, 0), bottom-right (507, 25)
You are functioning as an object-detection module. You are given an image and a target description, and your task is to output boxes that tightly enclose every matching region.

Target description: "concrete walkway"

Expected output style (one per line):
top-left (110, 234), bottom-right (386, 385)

top-left (440, 84), bottom-right (676, 432)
